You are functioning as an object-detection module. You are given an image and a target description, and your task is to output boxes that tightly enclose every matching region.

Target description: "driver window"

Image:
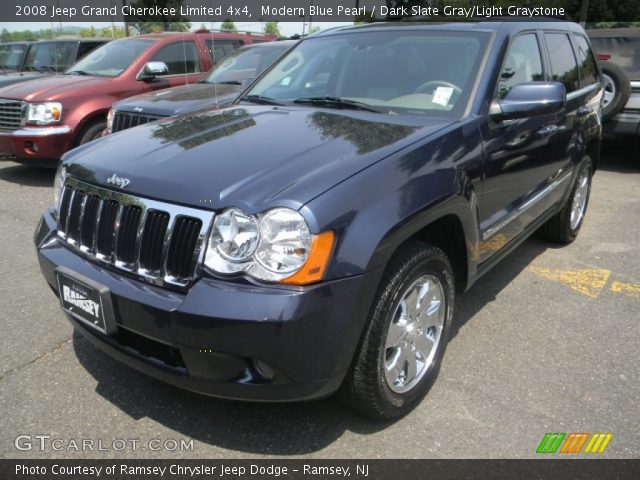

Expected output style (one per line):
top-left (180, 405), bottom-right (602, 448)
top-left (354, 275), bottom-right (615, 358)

top-left (497, 34), bottom-right (544, 98)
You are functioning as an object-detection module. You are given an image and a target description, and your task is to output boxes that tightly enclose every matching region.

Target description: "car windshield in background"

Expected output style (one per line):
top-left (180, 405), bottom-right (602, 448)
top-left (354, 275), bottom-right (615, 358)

top-left (244, 30), bottom-right (489, 117)
top-left (0, 44), bottom-right (27, 70)
top-left (202, 44), bottom-right (289, 85)
top-left (66, 39), bottom-right (154, 77)
top-left (23, 42), bottom-right (76, 72)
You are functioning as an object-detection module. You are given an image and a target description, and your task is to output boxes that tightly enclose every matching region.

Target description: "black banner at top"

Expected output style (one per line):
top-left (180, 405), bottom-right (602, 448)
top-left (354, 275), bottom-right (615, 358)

top-left (2, 0), bottom-right (640, 23)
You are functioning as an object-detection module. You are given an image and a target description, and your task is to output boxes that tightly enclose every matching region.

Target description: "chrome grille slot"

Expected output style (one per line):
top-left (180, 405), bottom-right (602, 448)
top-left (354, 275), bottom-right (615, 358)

top-left (56, 177), bottom-right (214, 287)
top-left (112, 111), bottom-right (165, 133)
top-left (115, 205), bottom-right (142, 266)
top-left (0, 99), bottom-right (24, 130)
top-left (166, 216), bottom-right (203, 279)
top-left (96, 200), bottom-right (118, 257)
top-left (79, 195), bottom-right (100, 249)
top-left (66, 190), bottom-right (85, 244)
top-left (139, 210), bottom-right (170, 273)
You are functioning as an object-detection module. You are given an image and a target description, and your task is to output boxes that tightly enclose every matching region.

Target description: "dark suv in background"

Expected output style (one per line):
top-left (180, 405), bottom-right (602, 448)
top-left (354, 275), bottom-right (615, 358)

top-left (36, 21), bottom-right (602, 419)
top-left (0, 39), bottom-right (107, 88)
top-left (106, 40), bottom-right (296, 134)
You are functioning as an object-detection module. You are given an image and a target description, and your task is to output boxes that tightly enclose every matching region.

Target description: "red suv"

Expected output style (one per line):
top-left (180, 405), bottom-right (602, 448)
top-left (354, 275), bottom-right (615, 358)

top-left (0, 31), bottom-right (274, 166)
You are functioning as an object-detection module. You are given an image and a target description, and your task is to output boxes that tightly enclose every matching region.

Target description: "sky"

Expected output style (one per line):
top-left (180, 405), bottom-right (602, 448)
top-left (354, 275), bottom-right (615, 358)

top-left (0, 21), bottom-right (353, 37)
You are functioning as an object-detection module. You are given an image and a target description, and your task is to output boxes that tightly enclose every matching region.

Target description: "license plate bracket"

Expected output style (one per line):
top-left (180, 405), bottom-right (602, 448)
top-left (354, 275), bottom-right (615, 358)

top-left (56, 267), bottom-right (117, 335)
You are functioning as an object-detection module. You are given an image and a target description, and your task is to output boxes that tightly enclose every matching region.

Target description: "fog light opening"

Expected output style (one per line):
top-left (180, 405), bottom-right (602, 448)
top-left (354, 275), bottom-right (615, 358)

top-left (253, 359), bottom-right (275, 381)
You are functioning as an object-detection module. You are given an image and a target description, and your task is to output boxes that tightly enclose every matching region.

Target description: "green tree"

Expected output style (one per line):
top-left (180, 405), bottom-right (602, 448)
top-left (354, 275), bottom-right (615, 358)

top-left (263, 22), bottom-right (281, 37)
top-left (220, 19), bottom-right (237, 32)
top-left (100, 26), bottom-right (127, 38)
top-left (79, 26), bottom-right (97, 38)
top-left (127, 0), bottom-right (191, 33)
top-left (1, 29), bottom-right (11, 42)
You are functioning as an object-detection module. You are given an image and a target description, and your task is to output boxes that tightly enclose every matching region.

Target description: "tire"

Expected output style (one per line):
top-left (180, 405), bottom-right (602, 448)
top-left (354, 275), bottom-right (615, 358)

top-left (339, 241), bottom-right (455, 420)
top-left (538, 158), bottom-right (593, 244)
top-left (600, 62), bottom-right (630, 121)
top-left (75, 119), bottom-right (106, 146)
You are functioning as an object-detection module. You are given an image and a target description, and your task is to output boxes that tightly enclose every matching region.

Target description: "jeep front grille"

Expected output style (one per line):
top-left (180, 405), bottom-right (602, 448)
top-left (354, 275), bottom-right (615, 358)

top-left (0, 99), bottom-right (24, 131)
top-left (57, 177), bottom-right (213, 287)
top-left (112, 111), bottom-right (166, 133)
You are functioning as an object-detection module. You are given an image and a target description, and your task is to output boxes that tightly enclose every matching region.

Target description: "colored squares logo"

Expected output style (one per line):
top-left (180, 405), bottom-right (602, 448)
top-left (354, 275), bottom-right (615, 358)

top-left (537, 433), bottom-right (612, 454)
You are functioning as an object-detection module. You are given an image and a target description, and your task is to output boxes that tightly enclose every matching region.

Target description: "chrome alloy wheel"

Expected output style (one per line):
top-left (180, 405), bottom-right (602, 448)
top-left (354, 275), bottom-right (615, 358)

top-left (384, 275), bottom-right (446, 394)
top-left (602, 73), bottom-right (616, 109)
top-left (570, 169), bottom-right (590, 230)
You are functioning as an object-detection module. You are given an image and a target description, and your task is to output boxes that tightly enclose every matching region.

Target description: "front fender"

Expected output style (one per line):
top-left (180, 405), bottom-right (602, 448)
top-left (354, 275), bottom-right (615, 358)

top-left (303, 120), bottom-right (482, 287)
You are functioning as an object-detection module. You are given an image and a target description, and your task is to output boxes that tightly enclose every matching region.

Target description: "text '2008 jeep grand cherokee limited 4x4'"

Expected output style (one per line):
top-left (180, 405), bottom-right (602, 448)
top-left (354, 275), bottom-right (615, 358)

top-left (35, 22), bottom-right (602, 419)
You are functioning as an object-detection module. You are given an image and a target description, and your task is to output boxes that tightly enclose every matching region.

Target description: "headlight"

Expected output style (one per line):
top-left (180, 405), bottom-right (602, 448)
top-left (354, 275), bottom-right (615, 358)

top-left (26, 102), bottom-right (63, 125)
top-left (204, 207), bottom-right (334, 284)
top-left (106, 107), bottom-right (115, 133)
top-left (53, 165), bottom-right (66, 211)
top-left (206, 208), bottom-right (260, 273)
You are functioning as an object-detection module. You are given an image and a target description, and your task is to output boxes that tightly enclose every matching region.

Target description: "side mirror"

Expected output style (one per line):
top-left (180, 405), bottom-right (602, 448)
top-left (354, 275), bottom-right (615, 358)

top-left (490, 82), bottom-right (566, 121)
top-left (137, 61), bottom-right (169, 81)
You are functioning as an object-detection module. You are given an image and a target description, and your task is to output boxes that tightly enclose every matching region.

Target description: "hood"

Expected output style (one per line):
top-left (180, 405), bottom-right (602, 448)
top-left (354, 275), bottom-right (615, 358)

top-left (0, 74), bottom-right (111, 101)
top-left (0, 71), bottom-right (50, 89)
top-left (113, 83), bottom-right (242, 117)
top-left (64, 105), bottom-right (453, 212)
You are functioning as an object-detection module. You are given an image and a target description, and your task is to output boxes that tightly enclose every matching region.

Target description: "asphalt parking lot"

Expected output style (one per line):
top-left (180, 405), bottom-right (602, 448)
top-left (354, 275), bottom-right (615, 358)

top-left (0, 139), bottom-right (638, 459)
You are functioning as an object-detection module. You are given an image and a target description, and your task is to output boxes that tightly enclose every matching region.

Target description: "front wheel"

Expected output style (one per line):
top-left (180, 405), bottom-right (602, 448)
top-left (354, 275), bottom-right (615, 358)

top-left (538, 158), bottom-right (593, 243)
top-left (340, 241), bottom-right (454, 419)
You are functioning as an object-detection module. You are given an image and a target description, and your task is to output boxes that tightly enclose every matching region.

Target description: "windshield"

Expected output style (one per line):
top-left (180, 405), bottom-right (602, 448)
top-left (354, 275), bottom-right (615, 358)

top-left (23, 42), bottom-right (76, 72)
top-left (244, 29), bottom-right (489, 117)
top-left (0, 44), bottom-right (27, 70)
top-left (202, 44), bottom-right (290, 85)
top-left (66, 39), bottom-right (153, 77)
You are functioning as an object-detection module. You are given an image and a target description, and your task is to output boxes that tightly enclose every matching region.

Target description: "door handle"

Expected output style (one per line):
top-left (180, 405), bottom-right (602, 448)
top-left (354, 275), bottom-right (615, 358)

top-left (536, 124), bottom-right (560, 138)
top-left (577, 106), bottom-right (592, 118)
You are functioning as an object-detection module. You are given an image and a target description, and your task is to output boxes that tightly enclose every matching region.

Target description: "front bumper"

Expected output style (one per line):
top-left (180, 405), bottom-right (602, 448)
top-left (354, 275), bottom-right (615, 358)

top-left (0, 126), bottom-right (72, 162)
top-left (35, 209), bottom-right (381, 401)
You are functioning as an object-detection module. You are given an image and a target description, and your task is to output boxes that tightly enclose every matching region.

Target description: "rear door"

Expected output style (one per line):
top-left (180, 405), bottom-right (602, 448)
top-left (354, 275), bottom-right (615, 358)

top-left (542, 31), bottom-right (598, 181)
top-left (478, 31), bottom-right (561, 261)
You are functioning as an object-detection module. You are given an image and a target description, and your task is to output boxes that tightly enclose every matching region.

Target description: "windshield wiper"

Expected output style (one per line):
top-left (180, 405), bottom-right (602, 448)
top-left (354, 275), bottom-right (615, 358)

top-left (66, 70), bottom-right (90, 76)
top-left (242, 94), bottom-right (285, 106)
top-left (293, 96), bottom-right (390, 114)
top-left (216, 80), bottom-right (242, 85)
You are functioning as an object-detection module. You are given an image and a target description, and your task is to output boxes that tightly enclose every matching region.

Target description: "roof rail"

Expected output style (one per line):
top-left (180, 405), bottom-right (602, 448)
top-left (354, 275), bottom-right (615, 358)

top-left (193, 29), bottom-right (273, 36)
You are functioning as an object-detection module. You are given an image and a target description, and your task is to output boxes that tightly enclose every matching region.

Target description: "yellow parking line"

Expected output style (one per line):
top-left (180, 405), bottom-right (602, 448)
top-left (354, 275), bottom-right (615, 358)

top-left (527, 267), bottom-right (611, 298)
top-left (609, 281), bottom-right (640, 299)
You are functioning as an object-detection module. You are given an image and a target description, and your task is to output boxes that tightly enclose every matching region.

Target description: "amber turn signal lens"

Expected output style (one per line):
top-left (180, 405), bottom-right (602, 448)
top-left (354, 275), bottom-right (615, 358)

top-left (51, 106), bottom-right (61, 121)
top-left (280, 231), bottom-right (335, 285)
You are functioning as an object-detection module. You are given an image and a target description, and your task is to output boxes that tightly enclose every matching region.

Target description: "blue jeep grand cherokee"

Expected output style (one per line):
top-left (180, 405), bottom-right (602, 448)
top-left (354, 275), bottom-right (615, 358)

top-left (35, 22), bottom-right (603, 419)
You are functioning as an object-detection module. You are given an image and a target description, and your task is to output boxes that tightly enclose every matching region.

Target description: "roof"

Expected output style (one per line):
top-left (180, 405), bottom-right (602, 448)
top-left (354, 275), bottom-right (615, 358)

top-left (312, 20), bottom-right (586, 38)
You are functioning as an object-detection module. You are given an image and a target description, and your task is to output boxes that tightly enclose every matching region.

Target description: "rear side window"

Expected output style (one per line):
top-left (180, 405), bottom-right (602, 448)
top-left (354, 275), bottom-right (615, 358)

top-left (545, 33), bottom-right (580, 93)
top-left (206, 39), bottom-right (244, 64)
top-left (574, 34), bottom-right (599, 86)
top-left (152, 41), bottom-right (200, 75)
top-left (497, 33), bottom-right (544, 98)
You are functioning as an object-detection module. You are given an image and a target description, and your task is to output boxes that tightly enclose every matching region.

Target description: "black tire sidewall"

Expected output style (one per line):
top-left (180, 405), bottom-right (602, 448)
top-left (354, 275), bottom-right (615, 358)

top-left (373, 250), bottom-right (455, 413)
top-left (77, 120), bottom-right (106, 146)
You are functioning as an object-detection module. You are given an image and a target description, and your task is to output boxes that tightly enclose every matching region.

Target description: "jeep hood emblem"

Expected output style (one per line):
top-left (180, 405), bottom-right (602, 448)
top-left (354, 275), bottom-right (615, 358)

top-left (106, 173), bottom-right (130, 189)
top-left (133, 107), bottom-right (143, 112)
